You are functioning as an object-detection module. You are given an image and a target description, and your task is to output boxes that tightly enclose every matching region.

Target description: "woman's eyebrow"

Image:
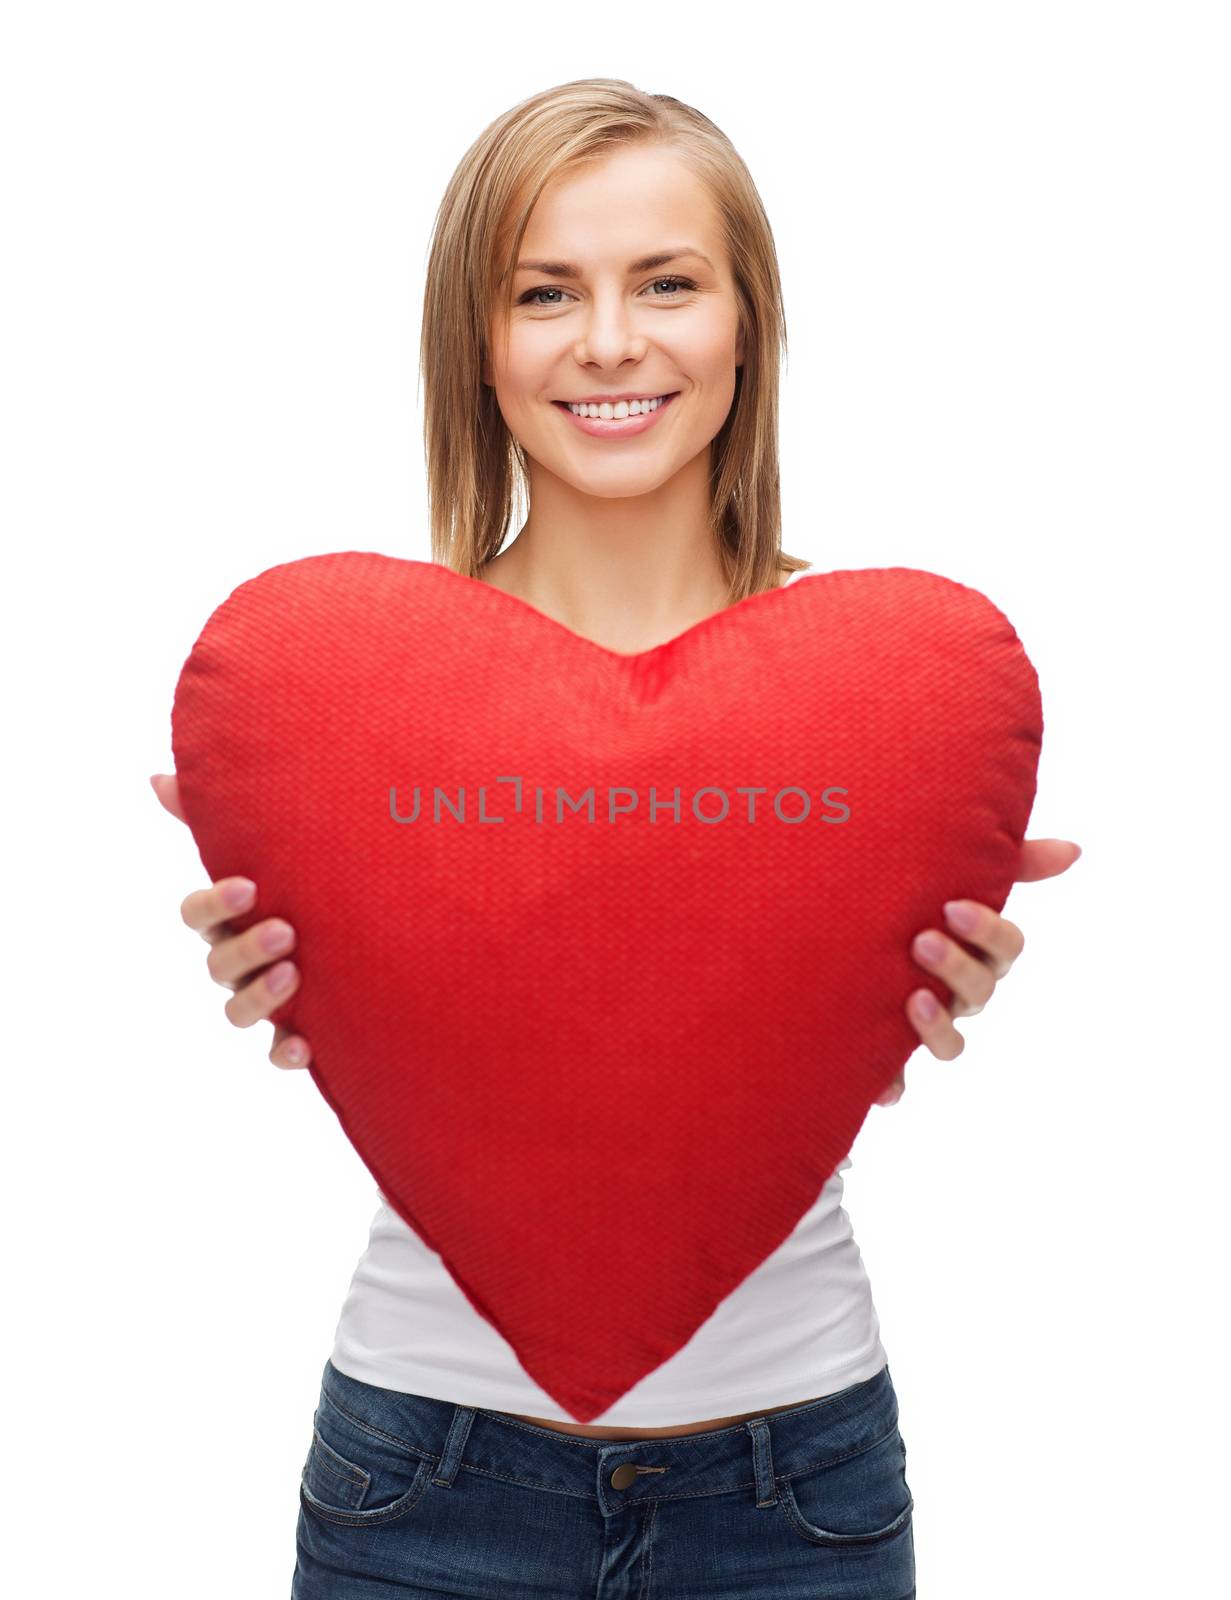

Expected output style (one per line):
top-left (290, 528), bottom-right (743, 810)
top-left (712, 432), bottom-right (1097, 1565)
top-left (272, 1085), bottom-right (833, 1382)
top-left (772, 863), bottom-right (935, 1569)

top-left (512, 248), bottom-right (714, 279)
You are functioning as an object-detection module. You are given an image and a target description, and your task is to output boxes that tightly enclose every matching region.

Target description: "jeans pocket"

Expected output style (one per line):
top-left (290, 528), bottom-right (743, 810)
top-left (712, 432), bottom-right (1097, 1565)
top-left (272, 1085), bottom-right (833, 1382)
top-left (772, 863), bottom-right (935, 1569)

top-left (299, 1389), bottom-right (433, 1529)
top-left (775, 1422), bottom-right (914, 1548)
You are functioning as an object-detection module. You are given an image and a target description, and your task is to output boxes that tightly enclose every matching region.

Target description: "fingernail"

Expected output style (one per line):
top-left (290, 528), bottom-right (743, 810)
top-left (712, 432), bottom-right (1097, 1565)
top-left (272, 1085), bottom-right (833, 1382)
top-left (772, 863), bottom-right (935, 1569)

top-left (943, 900), bottom-right (979, 934)
top-left (266, 961), bottom-right (295, 994)
top-left (1070, 843), bottom-right (1083, 860)
top-left (222, 878), bottom-right (256, 909)
top-left (260, 919), bottom-right (294, 953)
top-left (284, 1039), bottom-right (305, 1065)
top-left (915, 931), bottom-right (946, 963)
top-left (914, 989), bottom-right (939, 1021)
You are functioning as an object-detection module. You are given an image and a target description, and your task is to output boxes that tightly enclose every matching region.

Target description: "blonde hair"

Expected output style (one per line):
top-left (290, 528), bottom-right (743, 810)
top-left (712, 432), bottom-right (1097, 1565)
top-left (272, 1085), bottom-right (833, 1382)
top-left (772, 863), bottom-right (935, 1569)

top-left (419, 77), bottom-right (810, 602)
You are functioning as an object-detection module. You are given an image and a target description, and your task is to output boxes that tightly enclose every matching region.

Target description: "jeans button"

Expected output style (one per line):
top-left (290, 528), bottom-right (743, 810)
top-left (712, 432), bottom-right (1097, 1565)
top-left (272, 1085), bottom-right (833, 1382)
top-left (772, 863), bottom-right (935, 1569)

top-left (610, 1463), bottom-right (638, 1490)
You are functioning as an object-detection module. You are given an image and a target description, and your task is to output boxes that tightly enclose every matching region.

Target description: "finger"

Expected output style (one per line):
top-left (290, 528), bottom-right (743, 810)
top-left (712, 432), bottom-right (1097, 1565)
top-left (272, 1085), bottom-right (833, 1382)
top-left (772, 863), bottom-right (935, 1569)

top-left (271, 1023), bottom-right (312, 1071)
top-left (912, 925), bottom-right (998, 1018)
top-left (180, 877), bottom-right (257, 941)
top-left (875, 1072), bottom-right (906, 1107)
top-left (1015, 838), bottom-right (1082, 883)
top-left (224, 959), bottom-right (301, 1028)
top-left (906, 988), bottom-right (965, 1060)
top-left (940, 900), bottom-right (1025, 982)
top-left (207, 917), bottom-right (297, 989)
top-left (150, 772), bottom-right (187, 823)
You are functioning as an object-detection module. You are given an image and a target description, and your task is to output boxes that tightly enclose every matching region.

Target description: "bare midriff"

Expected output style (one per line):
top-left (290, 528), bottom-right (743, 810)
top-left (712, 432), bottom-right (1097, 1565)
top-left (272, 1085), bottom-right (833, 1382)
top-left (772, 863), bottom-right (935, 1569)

top-left (499, 1394), bottom-right (824, 1440)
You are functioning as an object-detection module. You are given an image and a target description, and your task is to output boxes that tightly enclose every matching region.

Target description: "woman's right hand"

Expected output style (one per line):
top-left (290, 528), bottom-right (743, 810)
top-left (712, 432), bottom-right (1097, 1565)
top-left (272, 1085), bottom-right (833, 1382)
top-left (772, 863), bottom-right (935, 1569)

top-left (150, 772), bottom-right (313, 1071)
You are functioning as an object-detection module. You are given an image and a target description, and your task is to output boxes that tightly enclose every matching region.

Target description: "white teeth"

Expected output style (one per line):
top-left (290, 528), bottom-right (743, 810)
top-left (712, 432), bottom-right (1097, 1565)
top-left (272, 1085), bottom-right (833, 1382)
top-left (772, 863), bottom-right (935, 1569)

top-left (567, 394), bottom-right (669, 419)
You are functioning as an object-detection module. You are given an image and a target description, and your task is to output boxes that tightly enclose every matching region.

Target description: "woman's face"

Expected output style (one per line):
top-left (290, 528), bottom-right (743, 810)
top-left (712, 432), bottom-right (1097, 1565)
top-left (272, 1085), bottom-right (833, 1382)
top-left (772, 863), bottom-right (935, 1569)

top-left (483, 144), bottom-right (745, 501)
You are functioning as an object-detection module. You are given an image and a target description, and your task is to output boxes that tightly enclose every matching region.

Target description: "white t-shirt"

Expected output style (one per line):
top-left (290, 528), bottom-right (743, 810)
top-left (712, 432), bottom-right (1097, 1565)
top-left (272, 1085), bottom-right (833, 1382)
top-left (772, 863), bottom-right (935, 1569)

top-left (328, 566), bottom-right (889, 1424)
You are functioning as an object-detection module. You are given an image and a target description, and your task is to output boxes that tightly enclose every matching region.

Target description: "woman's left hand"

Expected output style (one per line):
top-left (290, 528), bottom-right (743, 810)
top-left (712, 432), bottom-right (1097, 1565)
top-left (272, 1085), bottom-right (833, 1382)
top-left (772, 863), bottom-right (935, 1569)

top-left (875, 838), bottom-right (1083, 1107)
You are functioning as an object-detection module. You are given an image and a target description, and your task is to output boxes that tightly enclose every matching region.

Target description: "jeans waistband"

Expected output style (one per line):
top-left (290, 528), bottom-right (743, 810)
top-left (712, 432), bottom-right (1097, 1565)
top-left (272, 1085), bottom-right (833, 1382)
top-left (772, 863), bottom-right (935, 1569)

top-left (319, 1358), bottom-right (899, 1511)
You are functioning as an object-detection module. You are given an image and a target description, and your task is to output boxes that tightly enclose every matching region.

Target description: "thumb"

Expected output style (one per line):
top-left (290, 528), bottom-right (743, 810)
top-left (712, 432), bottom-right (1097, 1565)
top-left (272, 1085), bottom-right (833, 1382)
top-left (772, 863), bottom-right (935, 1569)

top-left (149, 772), bottom-right (187, 825)
top-left (1015, 837), bottom-right (1082, 883)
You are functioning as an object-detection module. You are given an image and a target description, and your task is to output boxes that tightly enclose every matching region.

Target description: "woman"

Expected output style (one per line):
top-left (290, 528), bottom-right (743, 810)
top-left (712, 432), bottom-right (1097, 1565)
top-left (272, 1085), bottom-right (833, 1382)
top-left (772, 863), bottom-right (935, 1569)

top-left (153, 78), bottom-right (1078, 1598)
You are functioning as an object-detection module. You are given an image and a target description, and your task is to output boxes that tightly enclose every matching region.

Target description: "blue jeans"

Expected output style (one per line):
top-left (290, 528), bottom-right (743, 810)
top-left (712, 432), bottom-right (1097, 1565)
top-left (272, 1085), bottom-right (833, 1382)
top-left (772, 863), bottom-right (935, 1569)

top-left (292, 1356), bottom-right (914, 1598)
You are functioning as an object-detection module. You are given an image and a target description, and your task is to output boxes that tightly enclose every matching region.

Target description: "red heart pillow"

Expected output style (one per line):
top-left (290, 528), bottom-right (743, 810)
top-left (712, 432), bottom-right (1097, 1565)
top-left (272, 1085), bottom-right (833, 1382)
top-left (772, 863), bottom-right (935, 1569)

top-left (170, 552), bottom-right (1042, 1421)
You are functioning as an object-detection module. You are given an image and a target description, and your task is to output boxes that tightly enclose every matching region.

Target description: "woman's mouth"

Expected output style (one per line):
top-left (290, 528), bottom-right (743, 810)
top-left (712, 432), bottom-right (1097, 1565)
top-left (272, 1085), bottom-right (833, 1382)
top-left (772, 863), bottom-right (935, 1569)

top-left (552, 390), bottom-right (681, 438)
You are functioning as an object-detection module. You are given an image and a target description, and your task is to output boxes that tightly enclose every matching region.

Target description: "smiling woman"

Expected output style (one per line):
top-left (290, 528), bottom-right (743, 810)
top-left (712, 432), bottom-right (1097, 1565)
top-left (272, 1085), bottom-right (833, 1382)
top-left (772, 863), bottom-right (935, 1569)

top-left (470, 138), bottom-right (760, 624)
top-left (416, 81), bottom-right (809, 619)
top-left (284, 77), bottom-right (919, 1600)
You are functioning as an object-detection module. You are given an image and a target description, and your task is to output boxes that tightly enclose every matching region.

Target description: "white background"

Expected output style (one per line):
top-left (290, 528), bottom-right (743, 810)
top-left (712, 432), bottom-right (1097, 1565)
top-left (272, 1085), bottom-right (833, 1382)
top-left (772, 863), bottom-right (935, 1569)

top-left (3, 2), bottom-right (1227, 1594)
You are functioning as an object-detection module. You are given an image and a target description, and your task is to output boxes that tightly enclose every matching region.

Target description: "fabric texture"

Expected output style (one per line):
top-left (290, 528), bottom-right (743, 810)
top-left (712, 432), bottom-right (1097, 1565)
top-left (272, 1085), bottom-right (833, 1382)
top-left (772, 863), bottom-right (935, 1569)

top-left (170, 552), bottom-right (1043, 1422)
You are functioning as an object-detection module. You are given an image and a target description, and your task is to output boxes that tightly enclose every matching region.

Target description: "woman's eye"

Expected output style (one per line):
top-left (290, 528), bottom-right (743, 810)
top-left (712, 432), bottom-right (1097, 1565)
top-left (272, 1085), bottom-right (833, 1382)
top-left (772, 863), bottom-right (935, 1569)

top-left (517, 276), bottom-right (696, 308)
top-left (646, 276), bottom-right (696, 299)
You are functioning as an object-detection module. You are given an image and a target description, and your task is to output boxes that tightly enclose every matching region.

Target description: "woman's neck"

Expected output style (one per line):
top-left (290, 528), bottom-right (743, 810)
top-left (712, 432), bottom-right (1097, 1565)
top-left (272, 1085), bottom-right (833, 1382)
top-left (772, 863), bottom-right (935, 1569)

top-left (475, 530), bottom-right (734, 657)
